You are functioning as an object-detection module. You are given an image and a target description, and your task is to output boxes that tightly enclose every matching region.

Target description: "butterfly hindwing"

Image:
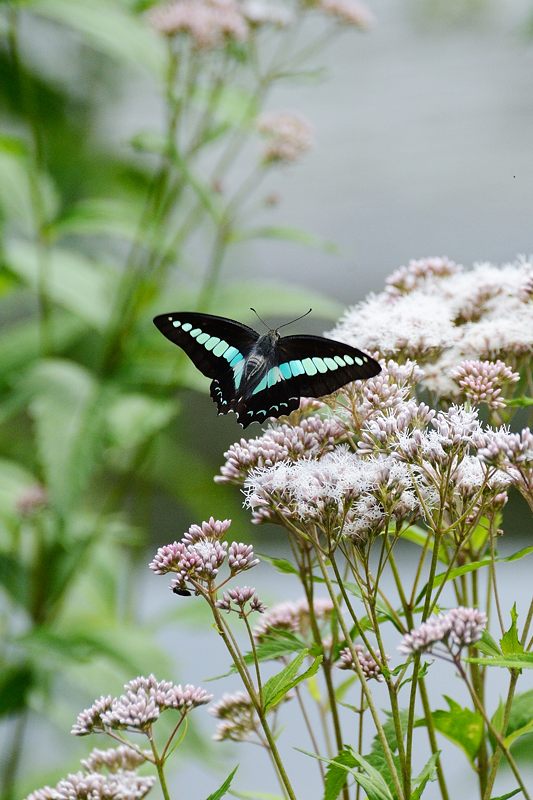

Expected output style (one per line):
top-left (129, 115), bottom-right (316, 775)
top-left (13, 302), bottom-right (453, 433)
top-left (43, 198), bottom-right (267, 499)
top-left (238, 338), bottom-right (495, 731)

top-left (276, 335), bottom-right (381, 398)
top-left (153, 312), bottom-right (259, 380)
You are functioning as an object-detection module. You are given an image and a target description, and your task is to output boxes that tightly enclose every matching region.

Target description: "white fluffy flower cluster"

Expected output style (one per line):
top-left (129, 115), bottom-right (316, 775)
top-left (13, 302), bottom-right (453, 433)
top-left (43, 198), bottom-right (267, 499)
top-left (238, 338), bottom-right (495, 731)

top-left (330, 256), bottom-right (533, 398)
top-left (244, 447), bottom-right (427, 537)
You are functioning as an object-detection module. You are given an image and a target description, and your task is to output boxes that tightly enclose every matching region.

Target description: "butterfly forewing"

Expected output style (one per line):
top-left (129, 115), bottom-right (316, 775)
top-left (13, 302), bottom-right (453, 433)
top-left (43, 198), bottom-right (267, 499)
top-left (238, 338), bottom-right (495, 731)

top-left (153, 312), bottom-right (259, 379)
top-left (276, 335), bottom-right (381, 398)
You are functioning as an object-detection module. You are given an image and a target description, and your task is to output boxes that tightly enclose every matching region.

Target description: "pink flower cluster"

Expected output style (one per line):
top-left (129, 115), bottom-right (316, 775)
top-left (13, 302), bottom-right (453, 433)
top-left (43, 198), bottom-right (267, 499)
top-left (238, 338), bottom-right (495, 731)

top-left (149, 517), bottom-right (259, 594)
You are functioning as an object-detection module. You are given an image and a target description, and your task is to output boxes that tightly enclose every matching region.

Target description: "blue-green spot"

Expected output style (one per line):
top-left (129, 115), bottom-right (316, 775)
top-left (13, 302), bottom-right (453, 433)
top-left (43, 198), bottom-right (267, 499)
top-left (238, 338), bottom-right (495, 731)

top-left (190, 327), bottom-right (202, 338)
top-left (267, 367), bottom-right (281, 387)
top-left (344, 354), bottom-right (354, 365)
top-left (334, 355), bottom-right (345, 367)
top-left (172, 320), bottom-right (181, 328)
top-left (230, 353), bottom-right (244, 367)
top-left (205, 336), bottom-right (220, 351)
top-left (302, 358), bottom-right (317, 376)
top-left (181, 322), bottom-right (192, 332)
top-left (355, 356), bottom-right (364, 366)
top-left (252, 376), bottom-right (268, 395)
top-left (197, 332), bottom-right (209, 344)
top-left (289, 360), bottom-right (305, 377)
top-left (213, 340), bottom-right (229, 357)
top-left (324, 357), bottom-right (338, 371)
top-left (313, 357), bottom-right (328, 374)
top-left (279, 362), bottom-right (292, 379)
top-left (233, 360), bottom-right (245, 390)
top-left (224, 346), bottom-right (239, 362)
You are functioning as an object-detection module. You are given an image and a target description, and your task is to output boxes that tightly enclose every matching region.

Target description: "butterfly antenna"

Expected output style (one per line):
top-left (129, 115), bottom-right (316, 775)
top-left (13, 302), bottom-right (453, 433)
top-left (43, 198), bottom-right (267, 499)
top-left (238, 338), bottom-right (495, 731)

top-left (276, 308), bottom-right (313, 331)
top-left (250, 307), bottom-right (271, 331)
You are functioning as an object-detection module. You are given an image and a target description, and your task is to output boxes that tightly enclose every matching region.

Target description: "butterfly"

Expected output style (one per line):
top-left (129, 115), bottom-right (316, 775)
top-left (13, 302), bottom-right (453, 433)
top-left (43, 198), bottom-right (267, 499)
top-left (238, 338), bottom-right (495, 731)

top-left (153, 309), bottom-right (381, 428)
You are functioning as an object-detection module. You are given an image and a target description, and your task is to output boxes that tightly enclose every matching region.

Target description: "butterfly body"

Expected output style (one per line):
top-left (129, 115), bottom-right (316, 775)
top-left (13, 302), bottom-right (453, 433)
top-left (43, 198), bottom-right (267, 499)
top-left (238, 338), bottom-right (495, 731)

top-left (153, 311), bottom-right (381, 428)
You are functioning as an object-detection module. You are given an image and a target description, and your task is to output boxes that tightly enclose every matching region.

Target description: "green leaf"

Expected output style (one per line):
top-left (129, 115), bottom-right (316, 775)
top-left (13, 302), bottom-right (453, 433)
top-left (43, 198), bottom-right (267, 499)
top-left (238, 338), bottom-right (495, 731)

top-left (491, 690), bottom-right (533, 750)
top-left (251, 630), bottom-right (308, 663)
top-left (256, 553), bottom-right (298, 575)
top-left (0, 664), bottom-right (35, 716)
top-left (0, 134), bottom-right (58, 232)
top-left (106, 393), bottom-right (176, 453)
top-left (0, 312), bottom-right (85, 381)
top-left (396, 524), bottom-right (448, 564)
top-left (21, 359), bottom-right (108, 514)
top-left (418, 696), bottom-right (483, 763)
top-left (51, 197), bottom-right (143, 242)
top-left (28, 0), bottom-right (165, 75)
top-left (411, 752), bottom-right (439, 800)
top-left (301, 747), bottom-right (395, 800)
top-left (0, 459), bottom-right (39, 522)
top-left (5, 240), bottom-right (115, 330)
top-left (500, 604), bottom-right (523, 656)
top-left (506, 396), bottom-right (533, 407)
top-left (489, 790), bottom-right (521, 800)
top-left (324, 747), bottom-right (358, 800)
top-left (262, 650), bottom-right (322, 712)
top-left (230, 226), bottom-right (338, 255)
top-left (416, 546), bottom-right (533, 603)
top-left (466, 654), bottom-right (533, 670)
top-left (476, 630), bottom-right (502, 658)
top-left (205, 766), bottom-right (238, 800)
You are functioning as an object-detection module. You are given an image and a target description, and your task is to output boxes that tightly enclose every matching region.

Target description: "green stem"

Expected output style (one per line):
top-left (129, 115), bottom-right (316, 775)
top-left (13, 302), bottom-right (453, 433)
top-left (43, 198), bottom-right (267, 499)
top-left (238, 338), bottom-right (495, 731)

top-left (455, 658), bottom-right (530, 800)
top-left (210, 603), bottom-right (297, 800)
top-left (312, 542), bottom-right (404, 800)
top-left (482, 670), bottom-right (520, 800)
top-left (0, 710), bottom-right (27, 799)
top-left (149, 731), bottom-right (171, 800)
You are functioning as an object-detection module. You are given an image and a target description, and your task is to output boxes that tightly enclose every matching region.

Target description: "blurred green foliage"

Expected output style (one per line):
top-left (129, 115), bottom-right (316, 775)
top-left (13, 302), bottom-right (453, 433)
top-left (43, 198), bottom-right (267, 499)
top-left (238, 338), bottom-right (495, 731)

top-left (0, 0), bottom-right (357, 794)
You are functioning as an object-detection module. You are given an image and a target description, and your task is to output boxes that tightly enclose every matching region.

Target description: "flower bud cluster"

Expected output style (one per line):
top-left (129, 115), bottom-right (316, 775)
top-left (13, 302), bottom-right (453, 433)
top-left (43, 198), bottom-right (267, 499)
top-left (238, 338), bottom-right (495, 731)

top-left (71, 675), bottom-right (212, 736)
top-left (148, 0), bottom-right (248, 48)
top-left (216, 586), bottom-right (266, 614)
top-left (257, 111), bottom-right (313, 164)
top-left (451, 359), bottom-right (519, 410)
top-left (149, 518), bottom-right (259, 594)
top-left (338, 645), bottom-right (384, 680)
top-left (398, 607), bottom-right (487, 657)
top-left (217, 414), bottom-right (344, 485)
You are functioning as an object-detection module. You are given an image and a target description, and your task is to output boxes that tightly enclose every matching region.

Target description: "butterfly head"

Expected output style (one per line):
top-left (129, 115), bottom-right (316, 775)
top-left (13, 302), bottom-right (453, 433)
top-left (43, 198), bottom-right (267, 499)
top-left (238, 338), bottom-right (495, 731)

top-left (250, 307), bottom-right (313, 339)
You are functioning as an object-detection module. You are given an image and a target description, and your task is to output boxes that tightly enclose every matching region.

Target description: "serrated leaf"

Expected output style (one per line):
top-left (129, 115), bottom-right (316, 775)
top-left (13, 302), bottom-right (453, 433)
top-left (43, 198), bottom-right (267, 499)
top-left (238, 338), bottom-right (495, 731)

top-left (5, 240), bottom-right (115, 330)
top-left (491, 690), bottom-right (533, 751)
top-left (411, 752), bottom-right (439, 800)
top-left (418, 696), bottom-right (483, 763)
top-left (500, 604), bottom-right (523, 656)
top-left (324, 747), bottom-right (358, 800)
top-left (261, 650), bottom-right (322, 712)
top-left (205, 766), bottom-right (238, 800)
top-left (251, 630), bottom-right (307, 663)
top-left (476, 630), bottom-right (502, 658)
top-left (28, 0), bottom-right (165, 75)
top-left (301, 746), bottom-right (395, 800)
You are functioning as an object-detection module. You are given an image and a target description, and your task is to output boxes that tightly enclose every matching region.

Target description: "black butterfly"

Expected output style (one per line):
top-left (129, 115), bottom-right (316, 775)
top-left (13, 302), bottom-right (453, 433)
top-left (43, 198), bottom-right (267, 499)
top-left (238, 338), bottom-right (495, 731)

top-left (153, 310), bottom-right (381, 428)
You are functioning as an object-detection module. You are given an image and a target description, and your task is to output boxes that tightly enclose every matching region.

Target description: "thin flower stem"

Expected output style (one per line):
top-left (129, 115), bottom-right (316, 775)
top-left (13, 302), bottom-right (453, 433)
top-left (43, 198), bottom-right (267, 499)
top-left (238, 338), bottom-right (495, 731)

top-left (482, 670), bottom-right (520, 800)
top-left (520, 595), bottom-right (533, 647)
top-left (454, 658), bottom-right (531, 800)
top-left (161, 711), bottom-right (187, 762)
top-left (388, 550), bottom-right (450, 800)
top-left (209, 602), bottom-right (298, 800)
top-left (104, 730), bottom-right (155, 764)
top-left (293, 684), bottom-right (326, 783)
top-left (312, 541), bottom-right (405, 800)
top-left (148, 730), bottom-right (172, 800)
top-left (0, 710), bottom-right (27, 800)
top-left (356, 684), bottom-right (365, 800)
top-left (242, 611), bottom-right (263, 697)
top-left (489, 526), bottom-right (505, 634)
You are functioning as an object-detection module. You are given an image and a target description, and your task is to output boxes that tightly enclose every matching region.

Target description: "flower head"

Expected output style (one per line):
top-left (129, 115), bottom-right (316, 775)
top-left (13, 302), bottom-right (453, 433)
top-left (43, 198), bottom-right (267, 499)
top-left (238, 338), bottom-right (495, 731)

top-left (254, 597), bottom-right (333, 642)
top-left (451, 359), bottom-right (519, 410)
top-left (210, 691), bottom-right (257, 742)
top-left (242, 1), bottom-right (293, 26)
top-left (398, 607), bottom-right (486, 657)
top-left (228, 542), bottom-right (260, 573)
top-left (148, 0), bottom-right (248, 48)
top-left (338, 645), bottom-right (383, 680)
top-left (318, 0), bottom-right (374, 28)
top-left (81, 745), bottom-right (149, 773)
top-left (257, 112), bottom-right (313, 164)
top-left (216, 586), bottom-right (266, 613)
